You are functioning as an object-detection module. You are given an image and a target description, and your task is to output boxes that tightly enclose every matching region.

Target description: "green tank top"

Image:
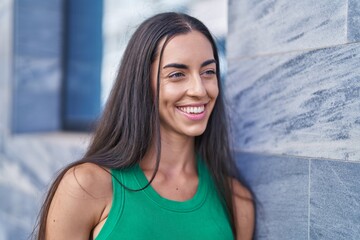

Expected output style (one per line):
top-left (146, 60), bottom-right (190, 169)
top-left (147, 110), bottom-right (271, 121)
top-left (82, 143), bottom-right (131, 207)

top-left (95, 157), bottom-right (233, 240)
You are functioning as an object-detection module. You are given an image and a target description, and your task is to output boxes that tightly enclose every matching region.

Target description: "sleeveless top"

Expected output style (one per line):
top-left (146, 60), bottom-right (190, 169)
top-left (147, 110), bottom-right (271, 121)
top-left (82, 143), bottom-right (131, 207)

top-left (95, 157), bottom-right (233, 240)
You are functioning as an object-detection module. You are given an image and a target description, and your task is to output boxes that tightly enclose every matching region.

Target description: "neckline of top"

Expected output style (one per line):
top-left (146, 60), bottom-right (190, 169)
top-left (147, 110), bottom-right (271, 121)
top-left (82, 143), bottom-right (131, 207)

top-left (133, 155), bottom-right (209, 212)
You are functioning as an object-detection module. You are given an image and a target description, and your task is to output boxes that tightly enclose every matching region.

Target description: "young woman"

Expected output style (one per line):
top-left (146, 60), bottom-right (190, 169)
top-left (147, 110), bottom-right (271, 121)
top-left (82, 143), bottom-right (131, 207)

top-left (35, 12), bottom-right (254, 239)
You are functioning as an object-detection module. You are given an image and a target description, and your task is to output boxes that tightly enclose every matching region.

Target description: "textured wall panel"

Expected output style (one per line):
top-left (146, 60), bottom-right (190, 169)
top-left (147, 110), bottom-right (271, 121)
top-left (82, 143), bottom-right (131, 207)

top-left (228, 0), bottom-right (347, 58)
top-left (234, 152), bottom-right (309, 239)
top-left (0, 134), bottom-right (88, 239)
top-left (12, 0), bottom-right (63, 133)
top-left (348, 0), bottom-right (360, 42)
top-left (226, 43), bottom-right (360, 161)
top-left (310, 160), bottom-right (360, 239)
top-left (0, 0), bottom-right (12, 139)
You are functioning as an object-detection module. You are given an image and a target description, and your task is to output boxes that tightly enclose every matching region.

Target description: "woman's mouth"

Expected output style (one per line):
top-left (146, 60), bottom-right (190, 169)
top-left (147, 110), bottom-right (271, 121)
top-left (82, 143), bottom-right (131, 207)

top-left (176, 104), bottom-right (207, 121)
top-left (177, 105), bottom-right (205, 114)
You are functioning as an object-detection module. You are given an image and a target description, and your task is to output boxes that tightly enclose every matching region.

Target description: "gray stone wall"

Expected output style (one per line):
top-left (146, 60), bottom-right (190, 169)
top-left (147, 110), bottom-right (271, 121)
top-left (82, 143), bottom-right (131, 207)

top-left (227, 0), bottom-right (360, 239)
top-left (12, 0), bottom-right (63, 133)
top-left (0, 2), bottom-right (87, 239)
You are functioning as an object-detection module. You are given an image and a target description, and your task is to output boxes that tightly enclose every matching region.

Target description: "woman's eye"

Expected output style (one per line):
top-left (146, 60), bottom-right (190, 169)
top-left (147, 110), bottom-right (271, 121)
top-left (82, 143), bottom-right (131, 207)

top-left (202, 70), bottom-right (216, 76)
top-left (169, 72), bottom-right (185, 79)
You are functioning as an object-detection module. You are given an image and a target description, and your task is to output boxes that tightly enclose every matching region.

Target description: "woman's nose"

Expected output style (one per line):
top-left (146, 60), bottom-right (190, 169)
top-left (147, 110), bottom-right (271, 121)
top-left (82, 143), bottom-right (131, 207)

top-left (187, 74), bottom-right (206, 97)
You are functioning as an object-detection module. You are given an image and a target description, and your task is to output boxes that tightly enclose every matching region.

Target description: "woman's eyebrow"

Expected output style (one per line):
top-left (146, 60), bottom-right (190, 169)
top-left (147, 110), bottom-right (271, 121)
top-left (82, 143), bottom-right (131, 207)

top-left (163, 59), bottom-right (216, 69)
top-left (201, 59), bottom-right (216, 67)
top-left (163, 63), bottom-right (188, 69)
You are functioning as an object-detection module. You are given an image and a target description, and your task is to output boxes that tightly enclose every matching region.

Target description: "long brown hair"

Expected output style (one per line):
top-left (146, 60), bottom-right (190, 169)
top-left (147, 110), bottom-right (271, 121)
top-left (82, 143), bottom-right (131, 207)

top-left (34, 12), bottom-right (239, 239)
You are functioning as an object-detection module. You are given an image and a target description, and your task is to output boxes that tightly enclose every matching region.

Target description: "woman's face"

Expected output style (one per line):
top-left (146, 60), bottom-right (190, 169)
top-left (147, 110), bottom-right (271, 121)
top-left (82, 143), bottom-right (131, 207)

top-left (151, 31), bottom-right (219, 139)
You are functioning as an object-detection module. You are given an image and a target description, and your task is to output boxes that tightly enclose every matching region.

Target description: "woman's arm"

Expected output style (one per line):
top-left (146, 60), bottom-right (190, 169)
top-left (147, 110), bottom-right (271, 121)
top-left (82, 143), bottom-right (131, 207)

top-left (232, 179), bottom-right (255, 240)
top-left (45, 163), bottom-right (112, 239)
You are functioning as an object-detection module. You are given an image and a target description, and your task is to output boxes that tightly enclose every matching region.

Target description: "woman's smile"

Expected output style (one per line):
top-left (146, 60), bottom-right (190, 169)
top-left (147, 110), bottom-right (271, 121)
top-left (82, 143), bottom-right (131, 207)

top-left (176, 103), bottom-right (210, 120)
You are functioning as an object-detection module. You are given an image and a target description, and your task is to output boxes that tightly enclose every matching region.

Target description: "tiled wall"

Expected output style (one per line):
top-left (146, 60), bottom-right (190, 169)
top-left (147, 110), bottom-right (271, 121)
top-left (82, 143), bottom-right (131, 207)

top-left (0, 0), bottom-right (12, 143)
top-left (227, 0), bottom-right (360, 239)
top-left (0, 1), bottom-right (87, 239)
top-left (12, 0), bottom-right (63, 133)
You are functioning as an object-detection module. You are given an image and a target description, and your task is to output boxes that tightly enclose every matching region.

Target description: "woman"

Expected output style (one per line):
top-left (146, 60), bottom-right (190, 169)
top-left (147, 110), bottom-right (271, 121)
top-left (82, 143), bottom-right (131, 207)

top-left (36, 12), bottom-right (254, 239)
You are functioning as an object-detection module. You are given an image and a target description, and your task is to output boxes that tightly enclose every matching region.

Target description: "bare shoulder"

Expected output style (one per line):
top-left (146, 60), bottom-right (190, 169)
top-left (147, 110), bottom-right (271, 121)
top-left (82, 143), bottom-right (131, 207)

top-left (231, 178), bottom-right (252, 200)
top-left (46, 163), bottom-right (113, 239)
top-left (230, 178), bottom-right (255, 240)
top-left (61, 162), bottom-right (113, 198)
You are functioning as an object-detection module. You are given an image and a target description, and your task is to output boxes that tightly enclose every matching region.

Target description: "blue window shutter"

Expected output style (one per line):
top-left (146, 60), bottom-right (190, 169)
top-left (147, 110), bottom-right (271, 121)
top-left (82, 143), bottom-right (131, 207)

top-left (63, 0), bottom-right (103, 131)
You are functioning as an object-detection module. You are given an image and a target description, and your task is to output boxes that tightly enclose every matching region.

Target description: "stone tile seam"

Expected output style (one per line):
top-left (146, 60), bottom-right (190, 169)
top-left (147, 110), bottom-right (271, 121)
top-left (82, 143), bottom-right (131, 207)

top-left (226, 41), bottom-right (360, 62)
top-left (231, 149), bottom-right (360, 163)
top-left (1, 0), bottom-right (14, 139)
top-left (346, 0), bottom-right (349, 41)
top-left (308, 159), bottom-right (311, 240)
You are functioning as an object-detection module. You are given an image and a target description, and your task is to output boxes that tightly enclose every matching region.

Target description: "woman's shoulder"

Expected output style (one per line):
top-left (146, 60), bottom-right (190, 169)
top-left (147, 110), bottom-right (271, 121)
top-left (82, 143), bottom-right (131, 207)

top-left (230, 178), bottom-right (252, 201)
top-left (57, 162), bottom-right (113, 218)
top-left (45, 163), bottom-right (113, 238)
top-left (61, 162), bottom-right (113, 198)
top-left (230, 178), bottom-right (255, 240)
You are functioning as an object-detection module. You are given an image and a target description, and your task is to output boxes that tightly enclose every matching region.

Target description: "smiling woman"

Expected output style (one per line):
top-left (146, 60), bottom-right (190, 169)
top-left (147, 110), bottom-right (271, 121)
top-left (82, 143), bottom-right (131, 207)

top-left (34, 12), bottom-right (254, 240)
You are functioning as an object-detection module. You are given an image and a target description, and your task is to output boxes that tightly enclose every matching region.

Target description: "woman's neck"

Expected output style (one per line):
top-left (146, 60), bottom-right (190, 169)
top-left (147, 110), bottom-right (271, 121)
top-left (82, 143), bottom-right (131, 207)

top-left (140, 133), bottom-right (197, 175)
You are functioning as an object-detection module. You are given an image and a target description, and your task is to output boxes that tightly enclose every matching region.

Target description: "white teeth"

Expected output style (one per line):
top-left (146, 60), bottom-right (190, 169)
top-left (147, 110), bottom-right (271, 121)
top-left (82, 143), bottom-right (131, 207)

top-left (178, 105), bottom-right (205, 114)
